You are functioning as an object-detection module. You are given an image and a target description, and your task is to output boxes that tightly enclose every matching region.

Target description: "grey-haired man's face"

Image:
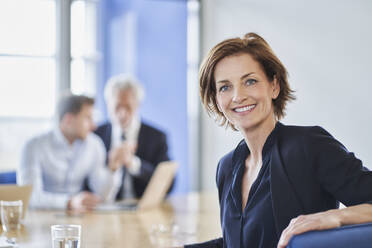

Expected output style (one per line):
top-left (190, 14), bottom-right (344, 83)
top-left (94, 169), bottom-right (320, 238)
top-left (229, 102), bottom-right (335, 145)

top-left (109, 89), bottom-right (138, 130)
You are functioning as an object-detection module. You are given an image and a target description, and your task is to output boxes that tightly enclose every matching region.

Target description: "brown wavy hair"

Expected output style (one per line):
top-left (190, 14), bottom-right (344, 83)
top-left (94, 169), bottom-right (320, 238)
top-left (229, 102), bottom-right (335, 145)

top-left (199, 32), bottom-right (296, 129)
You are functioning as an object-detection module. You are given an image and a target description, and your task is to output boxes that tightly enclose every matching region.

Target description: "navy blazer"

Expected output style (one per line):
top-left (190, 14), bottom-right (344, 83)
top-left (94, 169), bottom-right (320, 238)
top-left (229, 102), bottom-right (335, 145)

top-left (94, 121), bottom-right (170, 199)
top-left (186, 122), bottom-right (372, 247)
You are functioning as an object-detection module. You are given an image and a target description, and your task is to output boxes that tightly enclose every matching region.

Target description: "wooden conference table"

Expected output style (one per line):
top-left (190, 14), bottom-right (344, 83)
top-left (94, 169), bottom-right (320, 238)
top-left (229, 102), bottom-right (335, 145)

top-left (0, 192), bottom-right (221, 248)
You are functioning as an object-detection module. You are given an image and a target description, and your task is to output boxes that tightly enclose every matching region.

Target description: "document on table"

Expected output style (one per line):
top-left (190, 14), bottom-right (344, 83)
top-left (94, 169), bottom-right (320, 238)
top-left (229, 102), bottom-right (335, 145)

top-left (0, 237), bottom-right (16, 248)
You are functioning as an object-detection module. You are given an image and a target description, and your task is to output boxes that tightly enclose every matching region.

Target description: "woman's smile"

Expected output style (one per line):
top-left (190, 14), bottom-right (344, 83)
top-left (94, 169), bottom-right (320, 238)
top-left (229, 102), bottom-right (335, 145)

top-left (232, 104), bottom-right (256, 114)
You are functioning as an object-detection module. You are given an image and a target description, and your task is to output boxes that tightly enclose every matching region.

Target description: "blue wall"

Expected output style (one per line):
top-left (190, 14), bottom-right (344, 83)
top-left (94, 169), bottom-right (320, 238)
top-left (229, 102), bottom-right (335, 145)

top-left (97, 0), bottom-right (188, 193)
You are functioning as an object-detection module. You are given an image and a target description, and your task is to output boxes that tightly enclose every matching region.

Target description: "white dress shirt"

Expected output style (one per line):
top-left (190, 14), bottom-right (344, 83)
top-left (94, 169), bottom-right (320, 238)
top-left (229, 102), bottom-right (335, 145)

top-left (18, 127), bottom-right (121, 209)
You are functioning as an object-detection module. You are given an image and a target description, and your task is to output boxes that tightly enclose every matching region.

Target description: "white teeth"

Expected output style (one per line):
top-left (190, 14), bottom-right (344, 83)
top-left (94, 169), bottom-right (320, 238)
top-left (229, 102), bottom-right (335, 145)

top-left (234, 105), bottom-right (255, 113)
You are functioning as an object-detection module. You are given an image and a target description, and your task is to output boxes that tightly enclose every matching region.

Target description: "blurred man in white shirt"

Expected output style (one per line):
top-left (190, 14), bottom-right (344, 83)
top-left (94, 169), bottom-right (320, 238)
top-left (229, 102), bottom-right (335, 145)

top-left (18, 94), bottom-right (122, 211)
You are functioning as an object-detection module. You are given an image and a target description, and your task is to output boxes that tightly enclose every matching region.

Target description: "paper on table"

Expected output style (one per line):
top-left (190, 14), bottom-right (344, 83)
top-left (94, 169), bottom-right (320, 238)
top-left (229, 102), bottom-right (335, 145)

top-left (0, 237), bottom-right (16, 248)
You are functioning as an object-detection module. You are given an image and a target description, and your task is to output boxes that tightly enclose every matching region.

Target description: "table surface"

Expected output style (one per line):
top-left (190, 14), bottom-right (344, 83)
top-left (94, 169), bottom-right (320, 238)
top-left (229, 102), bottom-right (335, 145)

top-left (0, 192), bottom-right (221, 248)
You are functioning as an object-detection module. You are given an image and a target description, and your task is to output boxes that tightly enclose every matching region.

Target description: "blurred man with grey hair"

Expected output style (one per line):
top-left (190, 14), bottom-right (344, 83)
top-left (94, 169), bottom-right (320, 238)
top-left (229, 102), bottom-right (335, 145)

top-left (94, 74), bottom-right (171, 200)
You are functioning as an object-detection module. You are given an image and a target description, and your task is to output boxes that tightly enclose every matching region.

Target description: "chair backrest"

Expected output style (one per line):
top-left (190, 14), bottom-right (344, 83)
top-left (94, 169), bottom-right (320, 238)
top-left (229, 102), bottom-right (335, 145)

top-left (0, 171), bottom-right (16, 184)
top-left (287, 222), bottom-right (372, 248)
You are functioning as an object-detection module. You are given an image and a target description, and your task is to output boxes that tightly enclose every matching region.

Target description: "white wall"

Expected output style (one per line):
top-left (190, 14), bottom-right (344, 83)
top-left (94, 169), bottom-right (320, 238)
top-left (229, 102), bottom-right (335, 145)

top-left (200, 0), bottom-right (372, 190)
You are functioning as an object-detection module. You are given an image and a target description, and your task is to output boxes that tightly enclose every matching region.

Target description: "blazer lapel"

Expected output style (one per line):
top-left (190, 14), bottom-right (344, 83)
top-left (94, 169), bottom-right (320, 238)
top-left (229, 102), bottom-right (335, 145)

top-left (271, 144), bottom-right (304, 237)
top-left (229, 164), bottom-right (243, 214)
top-left (228, 142), bottom-right (248, 214)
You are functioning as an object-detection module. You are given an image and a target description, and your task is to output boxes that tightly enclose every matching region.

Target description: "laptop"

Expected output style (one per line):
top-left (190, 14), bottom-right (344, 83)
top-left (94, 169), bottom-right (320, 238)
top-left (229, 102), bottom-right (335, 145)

top-left (0, 184), bottom-right (32, 219)
top-left (95, 161), bottom-right (177, 211)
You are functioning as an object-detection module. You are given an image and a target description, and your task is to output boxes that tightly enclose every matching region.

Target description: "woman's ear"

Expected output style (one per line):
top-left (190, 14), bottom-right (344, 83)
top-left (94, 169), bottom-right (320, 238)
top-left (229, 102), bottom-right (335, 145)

top-left (272, 76), bottom-right (280, 100)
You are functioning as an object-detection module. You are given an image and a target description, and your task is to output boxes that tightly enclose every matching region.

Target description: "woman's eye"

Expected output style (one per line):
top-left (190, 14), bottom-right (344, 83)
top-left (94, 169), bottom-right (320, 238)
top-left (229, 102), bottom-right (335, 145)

top-left (219, 85), bottom-right (229, 92)
top-left (245, 79), bottom-right (257, 86)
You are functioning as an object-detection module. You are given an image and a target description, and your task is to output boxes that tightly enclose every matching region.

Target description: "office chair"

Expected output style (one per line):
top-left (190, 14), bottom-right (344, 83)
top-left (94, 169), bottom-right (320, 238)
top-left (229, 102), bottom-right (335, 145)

top-left (287, 222), bottom-right (372, 248)
top-left (0, 171), bottom-right (17, 184)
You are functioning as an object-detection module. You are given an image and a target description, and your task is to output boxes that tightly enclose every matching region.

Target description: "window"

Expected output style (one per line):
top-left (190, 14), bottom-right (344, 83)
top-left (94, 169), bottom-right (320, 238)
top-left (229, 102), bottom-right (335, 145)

top-left (0, 0), bottom-right (100, 171)
top-left (71, 0), bottom-right (100, 96)
top-left (0, 0), bottom-right (56, 118)
top-left (187, 0), bottom-right (200, 190)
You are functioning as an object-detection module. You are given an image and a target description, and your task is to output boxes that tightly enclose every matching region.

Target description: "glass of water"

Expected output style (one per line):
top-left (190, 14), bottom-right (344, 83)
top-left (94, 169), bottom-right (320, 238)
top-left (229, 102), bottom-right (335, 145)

top-left (0, 200), bottom-right (22, 232)
top-left (51, 225), bottom-right (81, 248)
top-left (0, 200), bottom-right (23, 245)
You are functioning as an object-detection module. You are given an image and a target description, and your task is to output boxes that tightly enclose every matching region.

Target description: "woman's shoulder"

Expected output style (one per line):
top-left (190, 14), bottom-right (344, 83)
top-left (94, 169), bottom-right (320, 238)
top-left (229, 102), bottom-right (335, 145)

top-left (278, 123), bottom-right (333, 142)
top-left (279, 122), bottom-right (326, 134)
top-left (219, 139), bottom-right (246, 167)
top-left (217, 148), bottom-right (235, 176)
top-left (277, 123), bottom-right (346, 156)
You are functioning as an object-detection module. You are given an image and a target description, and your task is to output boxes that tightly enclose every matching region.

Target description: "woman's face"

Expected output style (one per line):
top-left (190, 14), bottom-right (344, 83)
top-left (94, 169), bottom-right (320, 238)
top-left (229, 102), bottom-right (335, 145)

top-left (214, 53), bottom-right (280, 131)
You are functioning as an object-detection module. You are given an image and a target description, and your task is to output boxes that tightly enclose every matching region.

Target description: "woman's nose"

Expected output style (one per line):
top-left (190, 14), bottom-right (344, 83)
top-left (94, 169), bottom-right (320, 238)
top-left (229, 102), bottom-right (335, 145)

top-left (232, 86), bottom-right (247, 103)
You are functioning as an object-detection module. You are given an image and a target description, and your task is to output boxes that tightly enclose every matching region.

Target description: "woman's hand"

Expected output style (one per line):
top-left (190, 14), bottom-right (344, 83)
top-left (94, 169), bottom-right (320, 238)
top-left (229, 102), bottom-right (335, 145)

top-left (277, 203), bottom-right (372, 248)
top-left (277, 209), bottom-right (341, 248)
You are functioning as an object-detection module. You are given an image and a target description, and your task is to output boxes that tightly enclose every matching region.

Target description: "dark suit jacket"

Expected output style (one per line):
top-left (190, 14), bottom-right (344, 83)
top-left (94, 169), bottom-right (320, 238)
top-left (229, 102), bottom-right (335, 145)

top-left (94, 121), bottom-right (170, 199)
top-left (186, 122), bottom-right (372, 247)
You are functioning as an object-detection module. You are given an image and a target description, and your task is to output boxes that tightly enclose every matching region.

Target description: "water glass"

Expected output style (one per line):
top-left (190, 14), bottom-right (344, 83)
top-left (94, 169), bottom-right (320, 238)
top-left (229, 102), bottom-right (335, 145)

top-left (0, 200), bottom-right (23, 232)
top-left (51, 225), bottom-right (81, 248)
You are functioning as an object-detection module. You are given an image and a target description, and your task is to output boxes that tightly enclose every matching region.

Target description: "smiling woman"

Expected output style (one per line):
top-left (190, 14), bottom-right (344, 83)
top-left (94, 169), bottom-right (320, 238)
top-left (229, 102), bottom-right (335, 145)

top-left (214, 53), bottom-right (280, 133)
top-left (199, 33), bottom-right (295, 131)
top-left (184, 33), bottom-right (372, 248)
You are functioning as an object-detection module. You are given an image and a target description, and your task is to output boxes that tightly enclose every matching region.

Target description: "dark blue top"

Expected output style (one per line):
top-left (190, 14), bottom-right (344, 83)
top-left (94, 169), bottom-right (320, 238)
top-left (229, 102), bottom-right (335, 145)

top-left (223, 123), bottom-right (278, 248)
top-left (186, 122), bottom-right (372, 248)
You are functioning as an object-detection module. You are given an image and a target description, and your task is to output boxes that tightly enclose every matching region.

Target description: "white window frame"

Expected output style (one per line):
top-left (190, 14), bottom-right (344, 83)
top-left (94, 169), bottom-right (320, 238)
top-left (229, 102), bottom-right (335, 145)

top-left (0, 0), bottom-right (100, 171)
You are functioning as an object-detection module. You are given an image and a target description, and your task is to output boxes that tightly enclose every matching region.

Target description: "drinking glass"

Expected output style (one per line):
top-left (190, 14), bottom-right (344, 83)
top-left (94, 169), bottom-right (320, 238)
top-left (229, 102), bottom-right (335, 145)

top-left (0, 200), bottom-right (23, 245)
top-left (51, 225), bottom-right (81, 248)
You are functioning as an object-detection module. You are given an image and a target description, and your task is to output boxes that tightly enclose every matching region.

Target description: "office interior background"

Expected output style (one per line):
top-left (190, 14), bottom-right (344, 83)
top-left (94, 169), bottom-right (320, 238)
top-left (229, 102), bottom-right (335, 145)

top-left (0, 0), bottom-right (372, 194)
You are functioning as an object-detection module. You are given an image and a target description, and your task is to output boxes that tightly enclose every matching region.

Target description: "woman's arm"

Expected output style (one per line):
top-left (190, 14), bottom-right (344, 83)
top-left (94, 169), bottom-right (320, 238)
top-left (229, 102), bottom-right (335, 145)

top-left (278, 126), bottom-right (372, 248)
top-left (277, 203), bottom-right (372, 248)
